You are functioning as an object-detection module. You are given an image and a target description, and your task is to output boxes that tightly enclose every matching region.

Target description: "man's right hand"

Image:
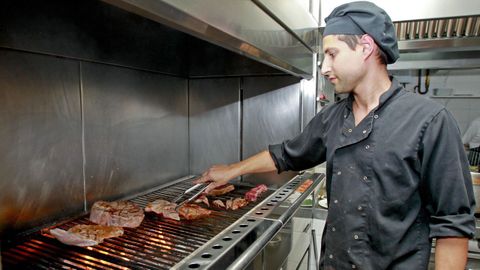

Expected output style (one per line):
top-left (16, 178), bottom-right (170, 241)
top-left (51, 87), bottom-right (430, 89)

top-left (194, 164), bottom-right (238, 193)
top-left (194, 150), bottom-right (277, 193)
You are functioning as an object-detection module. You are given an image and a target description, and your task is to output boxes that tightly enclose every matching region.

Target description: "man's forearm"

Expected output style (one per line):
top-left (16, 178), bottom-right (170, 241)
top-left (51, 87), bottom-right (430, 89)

top-left (435, 237), bottom-right (468, 270)
top-left (230, 150), bottom-right (277, 178)
top-left (195, 150), bottom-right (278, 191)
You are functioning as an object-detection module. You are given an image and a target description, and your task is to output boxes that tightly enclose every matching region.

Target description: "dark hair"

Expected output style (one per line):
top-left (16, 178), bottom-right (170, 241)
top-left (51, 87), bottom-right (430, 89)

top-left (337, 35), bottom-right (387, 65)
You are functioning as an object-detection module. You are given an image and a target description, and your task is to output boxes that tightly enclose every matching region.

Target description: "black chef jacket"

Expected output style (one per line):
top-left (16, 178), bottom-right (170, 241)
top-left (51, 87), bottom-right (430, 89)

top-left (269, 78), bottom-right (475, 269)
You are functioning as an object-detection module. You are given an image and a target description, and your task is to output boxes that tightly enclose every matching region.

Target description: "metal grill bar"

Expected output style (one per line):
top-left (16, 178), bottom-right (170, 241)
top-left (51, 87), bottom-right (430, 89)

top-left (394, 16), bottom-right (480, 40)
top-left (1, 178), bottom-right (273, 269)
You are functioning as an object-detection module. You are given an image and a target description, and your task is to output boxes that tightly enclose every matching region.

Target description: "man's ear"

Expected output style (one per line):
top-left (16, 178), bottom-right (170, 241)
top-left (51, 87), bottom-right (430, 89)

top-left (360, 34), bottom-right (375, 59)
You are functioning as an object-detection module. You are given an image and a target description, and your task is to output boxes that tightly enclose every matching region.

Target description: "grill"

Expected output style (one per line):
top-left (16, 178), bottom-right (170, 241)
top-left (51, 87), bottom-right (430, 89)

top-left (1, 173), bottom-right (324, 269)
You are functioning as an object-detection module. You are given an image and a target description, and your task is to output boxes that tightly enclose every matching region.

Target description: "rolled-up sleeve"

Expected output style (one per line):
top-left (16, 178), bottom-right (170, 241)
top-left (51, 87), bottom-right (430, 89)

top-left (269, 113), bottom-right (327, 173)
top-left (420, 109), bottom-right (476, 238)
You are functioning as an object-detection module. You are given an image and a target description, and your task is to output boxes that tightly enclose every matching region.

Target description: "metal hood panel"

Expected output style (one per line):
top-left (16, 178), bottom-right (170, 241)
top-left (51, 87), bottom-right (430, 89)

top-left (320, 0), bottom-right (480, 26)
top-left (102, 0), bottom-right (319, 79)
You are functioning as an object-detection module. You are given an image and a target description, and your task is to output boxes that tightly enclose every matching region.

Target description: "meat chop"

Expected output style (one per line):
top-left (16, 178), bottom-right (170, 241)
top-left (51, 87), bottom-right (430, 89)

top-left (145, 199), bottom-right (180, 221)
top-left (90, 201), bottom-right (144, 228)
top-left (207, 184), bottom-right (235, 196)
top-left (212, 199), bottom-right (226, 209)
top-left (231, 198), bottom-right (248, 210)
top-left (178, 203), bottom-right (212, 220)
top-left (50, 225), bottom-right (124, 247)
top-left (194, 194), bottom-right (210, 207)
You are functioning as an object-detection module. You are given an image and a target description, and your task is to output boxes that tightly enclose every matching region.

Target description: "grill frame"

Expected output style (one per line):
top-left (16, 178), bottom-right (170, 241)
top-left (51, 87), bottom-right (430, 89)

top-left (1, 173), bottom-right (324, 269)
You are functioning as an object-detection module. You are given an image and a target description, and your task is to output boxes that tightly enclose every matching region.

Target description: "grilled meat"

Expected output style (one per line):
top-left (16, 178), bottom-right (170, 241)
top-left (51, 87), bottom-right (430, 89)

top-left (231, 198), bottom-right (248, 210)
top-left (207, 184), bottom-right (235, 196)
top-left (194, 194), bottom-right (210, 207)
top-left (212, 199), bottom-right (226, 209)
top-left (90, 201), bottom-right (144, 228)
top-left (50, 225), bottom-right (124, 247)
top-left (245, 184), bottom-right (268, 202)
top-left (178, 204), bottom-right (212, 220)
top-left (296, 179), bottom-right (313, 193)
top-left (225, 199), bottom-right (232, 210)
top-left (145, 199), bottom-right (180, 221)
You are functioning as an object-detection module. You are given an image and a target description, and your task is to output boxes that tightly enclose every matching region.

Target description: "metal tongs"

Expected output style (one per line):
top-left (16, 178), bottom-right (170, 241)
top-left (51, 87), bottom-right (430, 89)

top-left (172, 183), bottom-right (209, 210)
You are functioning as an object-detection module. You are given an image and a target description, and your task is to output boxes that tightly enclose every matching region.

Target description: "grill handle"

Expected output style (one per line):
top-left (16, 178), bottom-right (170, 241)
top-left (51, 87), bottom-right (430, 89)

top-left (226, 222), bottom-right (282, 270)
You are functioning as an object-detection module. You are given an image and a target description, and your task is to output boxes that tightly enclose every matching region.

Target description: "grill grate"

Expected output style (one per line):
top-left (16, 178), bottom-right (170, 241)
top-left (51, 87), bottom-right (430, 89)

top-left (1, 179), bottom-right (273, 269)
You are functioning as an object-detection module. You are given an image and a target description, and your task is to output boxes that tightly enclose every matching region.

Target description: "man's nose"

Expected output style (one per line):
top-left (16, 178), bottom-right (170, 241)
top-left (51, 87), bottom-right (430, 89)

top-left (320, 58), bottom-right (330, 76)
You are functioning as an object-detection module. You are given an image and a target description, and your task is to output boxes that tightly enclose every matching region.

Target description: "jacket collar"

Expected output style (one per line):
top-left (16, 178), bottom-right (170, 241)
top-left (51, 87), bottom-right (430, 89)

top-left (345, 76), bottom-right (404, 112)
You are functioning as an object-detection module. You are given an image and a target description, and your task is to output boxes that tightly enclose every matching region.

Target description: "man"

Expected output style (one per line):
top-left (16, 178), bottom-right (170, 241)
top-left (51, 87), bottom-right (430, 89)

top-left (196, 1), bottom-right (475, 269)
top-left (463, 116), bottom-right (480, 167)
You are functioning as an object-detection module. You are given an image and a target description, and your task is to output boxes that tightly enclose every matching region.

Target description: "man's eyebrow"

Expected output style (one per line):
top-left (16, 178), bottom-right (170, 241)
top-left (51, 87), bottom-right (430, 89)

top-left (324, 48), bottom-right (338, 54)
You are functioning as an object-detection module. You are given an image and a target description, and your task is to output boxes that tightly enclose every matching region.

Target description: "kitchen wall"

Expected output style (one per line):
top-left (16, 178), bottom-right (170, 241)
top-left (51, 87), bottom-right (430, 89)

top-left (392, 69), bottom-right (480, 134)
top-left (0, 0), bottom-right (316, 235)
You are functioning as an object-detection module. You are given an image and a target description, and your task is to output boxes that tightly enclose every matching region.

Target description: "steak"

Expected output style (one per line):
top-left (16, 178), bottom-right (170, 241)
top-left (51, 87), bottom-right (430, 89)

top-left (207, 184), bottom-right (235, 196)
top-left (145, 199), bottom-right (180, 221)
top-left (178, 204), bottom-right (212, 220)
top-left (50, 225), bottom-right (124, 247)
top-left (245, 184), bottom-right (268, 202)
top-left (90, 201), bottom-right (144, 228)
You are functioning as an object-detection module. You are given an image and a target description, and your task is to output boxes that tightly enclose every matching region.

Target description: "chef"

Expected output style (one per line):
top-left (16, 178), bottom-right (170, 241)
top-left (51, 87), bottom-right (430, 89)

top-left (196, 1), bottom-right (475, 269)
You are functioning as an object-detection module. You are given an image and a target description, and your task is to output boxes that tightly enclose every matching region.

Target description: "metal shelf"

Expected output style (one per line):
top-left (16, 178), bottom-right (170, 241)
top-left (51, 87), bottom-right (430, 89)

top-left (430, 95), bottom-right (480, 99)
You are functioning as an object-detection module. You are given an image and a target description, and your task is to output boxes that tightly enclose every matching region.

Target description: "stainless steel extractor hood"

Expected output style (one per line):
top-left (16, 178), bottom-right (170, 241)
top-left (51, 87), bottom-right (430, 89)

top-left (319, 0), bottom-right (480, 70)
top-left (102, 0), bottom-right (320, 79)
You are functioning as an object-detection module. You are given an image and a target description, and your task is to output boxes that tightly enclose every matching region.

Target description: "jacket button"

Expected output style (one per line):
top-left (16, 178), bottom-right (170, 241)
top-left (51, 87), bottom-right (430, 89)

top-left (357, 206), bottom-right (363, 211)
top-left (334, 200), bottom-right (338, 204)
top-left (363, 176), bottom-right (368, 181)
top-left (354, 234), bottom-right (359, 240)
top-left (374, 114), bottom-right (379, 119)
top-left (365, 145), bottom-right (370, 150)
top-left (348, 128), bottom-right (352, 133)
top-left (362, 130), bottom-right (367, 134)
top-left (337, 171), bottom-right (342, 175)
top-left (332, 227), bottom-right (336, 232)
top-left (329, 254), bottom-right (334, 259)
top-left (352, 264), bottom-right (357, 269)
